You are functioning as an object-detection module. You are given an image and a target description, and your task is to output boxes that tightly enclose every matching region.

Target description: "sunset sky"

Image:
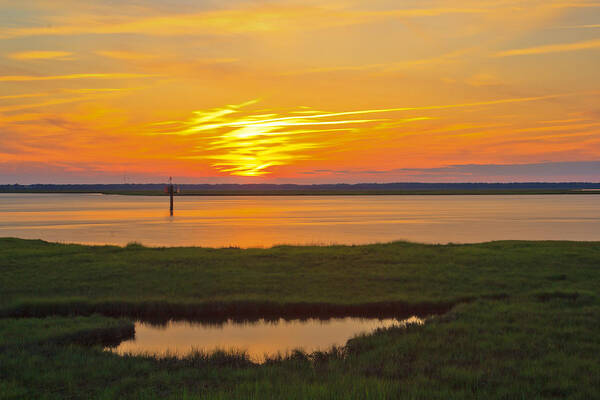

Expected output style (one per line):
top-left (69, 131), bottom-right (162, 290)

top-left (1, 0), bottom-right (599, 183)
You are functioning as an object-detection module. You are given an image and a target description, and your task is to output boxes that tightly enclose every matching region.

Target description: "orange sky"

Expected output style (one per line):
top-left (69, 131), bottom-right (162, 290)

top-left (1, 0), bottom-right (599, 183)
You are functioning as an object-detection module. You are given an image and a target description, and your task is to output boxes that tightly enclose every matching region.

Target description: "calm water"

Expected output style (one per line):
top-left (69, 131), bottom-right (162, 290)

top-left (109, 317), bottom-right (421, 362)
top-left (1, 193), bottom-right (600, 247)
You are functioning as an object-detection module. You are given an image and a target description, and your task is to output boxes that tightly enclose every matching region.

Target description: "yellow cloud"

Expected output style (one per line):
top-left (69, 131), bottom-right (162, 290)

top-left (96, 50), bottom-right (239, 67)
top-left (562, 24), bottom-right (600, 28)
top-left (282, 51), bottom-right (467, 76)
top-left (495, 38), bottom-right (600, 56)
top-left (0, 88), bottom-right (137, 114)
top-left (155, 100), bottom-right (433, 176)
top-left (195, 58), bottom-right (239, 64)
top-left (0, 96), bottom-right (95, 113)
top-left (4, 1), bottom-right (595, 40)
top-left (96, 50), bottom-right (157, 60)
top-left (0, 6), bottom-right (487, 39)
top-left (63, 88), bottom-right (128, 94)
top-left (0, 73), bottom-right (158, 82)
top-left (154, 91), bottom-right (588, 176)
top-left (0, 92), bottom-right (49, 100)
top-left (7, 51), bottom-right (73, 60)
top-left (550, 2), bottom-right (600, 8)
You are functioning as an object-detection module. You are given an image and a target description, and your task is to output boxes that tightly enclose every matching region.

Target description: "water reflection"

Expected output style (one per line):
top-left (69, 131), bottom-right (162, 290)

top-left (2, 193), bottom-right (600, 247)
top-left (108, 316), bottom-right (423, 362)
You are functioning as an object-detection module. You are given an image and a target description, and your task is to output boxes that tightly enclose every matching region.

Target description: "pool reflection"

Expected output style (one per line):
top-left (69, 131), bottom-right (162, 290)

top-left (108, 316), bottom-right (423, 362)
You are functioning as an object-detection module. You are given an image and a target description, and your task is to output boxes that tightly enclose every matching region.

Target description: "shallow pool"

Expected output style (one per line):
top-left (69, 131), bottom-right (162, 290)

top-left (108, 316), bottom-right (423, 362)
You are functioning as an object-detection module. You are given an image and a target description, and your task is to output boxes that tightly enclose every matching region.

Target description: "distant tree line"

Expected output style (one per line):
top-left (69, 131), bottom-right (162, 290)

top-left (1, 182), bottom-right (599, 193)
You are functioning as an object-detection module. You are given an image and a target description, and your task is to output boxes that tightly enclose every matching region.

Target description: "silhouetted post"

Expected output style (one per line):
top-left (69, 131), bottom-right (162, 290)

top-left (168, 176), bottom-right (174, 216)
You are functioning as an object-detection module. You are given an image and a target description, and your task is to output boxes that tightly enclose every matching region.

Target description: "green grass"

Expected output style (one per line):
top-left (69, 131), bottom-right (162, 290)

top-left (1, 238), bottom-right (599, 399)
top-left (0, 315), bottom-right (133, 348)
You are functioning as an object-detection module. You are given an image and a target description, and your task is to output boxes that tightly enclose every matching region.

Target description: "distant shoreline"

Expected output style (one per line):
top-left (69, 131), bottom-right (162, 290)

top-left (3, 182), bottom-right (600, 196)
top-left (2, 189), bottom-right (600, 196)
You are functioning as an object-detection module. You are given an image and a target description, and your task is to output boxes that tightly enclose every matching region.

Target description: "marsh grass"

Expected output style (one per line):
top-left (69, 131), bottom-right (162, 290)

top-left (3, 238), bottom-right (598, 314)
top-left (0, 298), bottom-right (452, 324)
top-left (0, 315), bottom-right (134, 349)
top-left (2, 297), bottom-right (598, 399)
top-left (1, 238), bottom-right (599, 398)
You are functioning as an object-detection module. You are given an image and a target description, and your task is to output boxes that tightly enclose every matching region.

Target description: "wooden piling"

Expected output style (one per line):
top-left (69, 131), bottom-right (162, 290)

top-left (168, 176), bottom-right (174, 216)
top-left (169, 185), bottom-right (173, 216)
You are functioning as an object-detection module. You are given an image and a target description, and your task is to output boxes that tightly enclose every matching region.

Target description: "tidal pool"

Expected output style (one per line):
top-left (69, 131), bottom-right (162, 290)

top-left (108, 316), bottom-right (423, 362)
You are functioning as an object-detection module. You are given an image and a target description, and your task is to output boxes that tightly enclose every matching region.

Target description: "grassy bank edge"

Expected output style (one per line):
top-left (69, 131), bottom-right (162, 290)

top-left (0, 298), bottom-right (461, 324)
top-left (0, 315), bottom-right (134, 350)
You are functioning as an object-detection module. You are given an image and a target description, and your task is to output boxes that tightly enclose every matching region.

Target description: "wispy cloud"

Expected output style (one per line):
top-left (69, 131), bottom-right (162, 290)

top-left (95, 50), bottom-right (157, 60)
top-left (151, 92), bottom-right (587, 176)
top-left (560, 24), bottom-right (600, 28)
top-left (282, 50), bottom-right (467, 76)
top-left (0, 6), bottom-right (487, 39)
top-left (153, 99), bottom-right (432, 176)
top-left (0, 88), bottom-right (136, 115)
top-left (550, 2), bottom-right (600, 8)
top-left (194, 58), bottom-right (239, 65)
top-left (0, 73), bottom-right (159, 82)
top-left (3, 1), bottom-right (595, 41)
top-left (95, 50), bottom-right (238, 66)
top-left (495, 38), bottom-right (600, 56)
top-left (7, 51), bottom-right (73, 60)
top-left (0, 88), bottom-right (126, 103)
top-left (62, 88), bottom-right (128, 94)
top-left (301, 161), bottom-right (600, 181)
top-left (0, 92), bottom-right (49, 100)
top-left (0, 96), bottom-right (96, 113)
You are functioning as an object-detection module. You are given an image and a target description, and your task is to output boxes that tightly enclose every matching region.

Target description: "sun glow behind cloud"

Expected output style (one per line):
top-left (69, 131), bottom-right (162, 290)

top-left (152, 100), bottom-right (431, 176)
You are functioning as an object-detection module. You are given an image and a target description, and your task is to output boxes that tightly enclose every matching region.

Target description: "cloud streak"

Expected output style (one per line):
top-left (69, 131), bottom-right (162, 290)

top-left (0, 6), bottom-right (487, 39)
top-left (0, 96), bottom-right (96, 114)
top-left (152, 92), bottom-right (590, 176)
top-left (303, 161), bottom-right (600, 182)
top-left (7, 51), bottom-right (73, 60)
top-left (0, 92), bottom-right (49, 100)
top-left (154, 99), bottom-right (432, 176)
top-left (0, 73), bottom-right (159, 82)
top-left (95, 50), bottom-right (157, 60)
top-left (561, 24), bottom-right (600, 28)
top-left (282, 50), bottom-right (468, 76)
top-left (495, 38), bottom-right (600, 56)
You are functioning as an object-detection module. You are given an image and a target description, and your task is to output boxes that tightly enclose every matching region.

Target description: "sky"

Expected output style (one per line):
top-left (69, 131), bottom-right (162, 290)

top-left (0, 0), bottom-right (599, 184)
